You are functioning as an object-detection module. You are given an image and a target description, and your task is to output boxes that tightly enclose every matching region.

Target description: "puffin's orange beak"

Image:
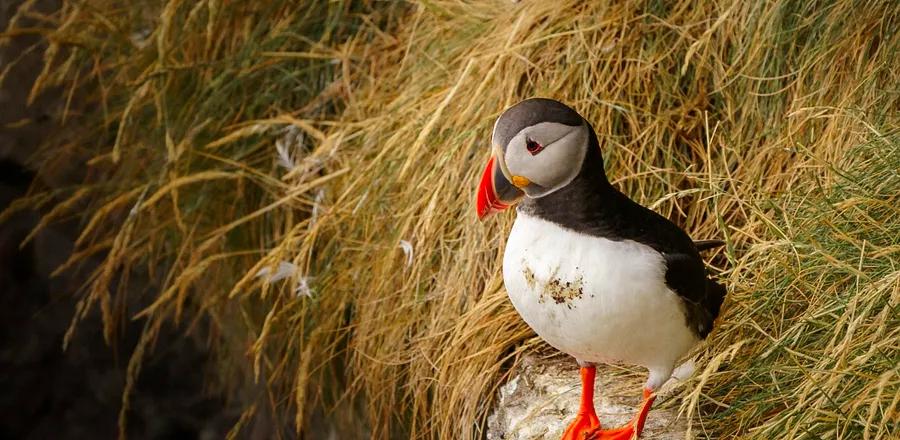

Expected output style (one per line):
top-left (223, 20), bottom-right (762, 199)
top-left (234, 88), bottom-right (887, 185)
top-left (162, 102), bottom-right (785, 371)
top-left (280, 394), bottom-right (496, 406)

top-left (476, 154), bottom-right (524, 220)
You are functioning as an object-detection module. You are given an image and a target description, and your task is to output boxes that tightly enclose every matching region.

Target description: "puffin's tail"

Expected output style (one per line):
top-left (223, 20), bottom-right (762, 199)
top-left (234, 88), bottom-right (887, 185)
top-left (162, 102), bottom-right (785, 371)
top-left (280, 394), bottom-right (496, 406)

top-left (695, 278), bottom-right (728, 339)
top-left (705, 278), bottom-right (727, 322)
top-left (694, 239), bottom-right (726, 252)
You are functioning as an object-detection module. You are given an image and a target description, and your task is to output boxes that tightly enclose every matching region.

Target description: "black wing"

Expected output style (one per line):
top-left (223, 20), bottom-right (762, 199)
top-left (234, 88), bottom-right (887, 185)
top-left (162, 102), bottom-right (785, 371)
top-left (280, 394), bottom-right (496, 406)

top-left (520, 170), bottom-right (727, 338)
top-left (663, 252), bottom-right (726, 338)
top-left (610, 193), bottom-right (726, 339)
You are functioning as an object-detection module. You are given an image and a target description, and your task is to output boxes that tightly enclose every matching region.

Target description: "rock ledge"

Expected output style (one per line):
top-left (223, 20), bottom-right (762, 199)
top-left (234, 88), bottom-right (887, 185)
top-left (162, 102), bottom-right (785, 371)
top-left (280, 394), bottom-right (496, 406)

top-left (487, 356), bottom-right (689, 440)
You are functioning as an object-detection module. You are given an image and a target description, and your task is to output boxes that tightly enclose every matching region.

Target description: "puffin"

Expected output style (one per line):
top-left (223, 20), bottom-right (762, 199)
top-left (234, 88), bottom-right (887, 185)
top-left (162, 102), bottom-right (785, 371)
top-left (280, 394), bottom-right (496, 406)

top-left (476, 98), bottom-right (726, 440)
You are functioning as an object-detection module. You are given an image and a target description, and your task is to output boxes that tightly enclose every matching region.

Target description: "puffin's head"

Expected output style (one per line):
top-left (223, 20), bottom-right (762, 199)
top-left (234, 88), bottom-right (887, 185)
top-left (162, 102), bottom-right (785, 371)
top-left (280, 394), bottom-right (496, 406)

top-left (476, 98), bottom-right (591, 219)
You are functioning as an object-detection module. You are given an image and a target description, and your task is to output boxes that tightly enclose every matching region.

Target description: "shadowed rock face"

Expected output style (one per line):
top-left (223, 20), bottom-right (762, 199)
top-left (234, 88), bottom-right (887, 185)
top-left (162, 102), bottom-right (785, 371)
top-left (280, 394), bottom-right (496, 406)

top-left (487, 356), bottom-right (689, 440)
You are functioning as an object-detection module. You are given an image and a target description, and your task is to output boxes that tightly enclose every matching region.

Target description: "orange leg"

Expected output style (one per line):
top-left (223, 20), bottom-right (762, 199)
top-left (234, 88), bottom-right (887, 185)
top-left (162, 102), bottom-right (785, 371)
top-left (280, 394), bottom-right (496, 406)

top-left (561, 368), bottom-right (657, 440)
top-left (586, 389), bottom-right (656, 440)
top-left (561, 366), bottom-right (601, 440)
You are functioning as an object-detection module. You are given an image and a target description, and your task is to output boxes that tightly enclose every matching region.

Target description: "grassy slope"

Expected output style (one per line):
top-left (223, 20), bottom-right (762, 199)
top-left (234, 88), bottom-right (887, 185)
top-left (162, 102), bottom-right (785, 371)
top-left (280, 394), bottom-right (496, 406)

top-left (693, 137), bottom-right (899, 438)
top-left (4, 0), bottom-right (898, 438)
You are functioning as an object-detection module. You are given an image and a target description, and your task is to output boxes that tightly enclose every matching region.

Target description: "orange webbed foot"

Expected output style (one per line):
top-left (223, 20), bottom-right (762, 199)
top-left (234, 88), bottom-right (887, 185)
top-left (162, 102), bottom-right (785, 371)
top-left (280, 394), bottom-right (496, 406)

top-left (561, 410), bottom-right (601, 440)
top-left (561, 366), bottom-right (602, 440)
top-left (582, 389), bottom-right (656, 440)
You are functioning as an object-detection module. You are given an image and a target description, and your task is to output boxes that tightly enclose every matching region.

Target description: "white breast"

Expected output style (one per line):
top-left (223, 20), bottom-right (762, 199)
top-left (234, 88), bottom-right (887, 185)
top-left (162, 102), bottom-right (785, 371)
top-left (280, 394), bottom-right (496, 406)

top-left (502, 211), bottom-right (698, 374)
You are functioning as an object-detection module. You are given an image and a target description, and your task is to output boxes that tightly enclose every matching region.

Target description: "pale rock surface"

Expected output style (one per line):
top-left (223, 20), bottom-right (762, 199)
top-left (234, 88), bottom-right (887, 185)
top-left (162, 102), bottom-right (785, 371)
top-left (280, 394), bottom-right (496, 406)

top-left (487, 355), bottom-right (690, 440)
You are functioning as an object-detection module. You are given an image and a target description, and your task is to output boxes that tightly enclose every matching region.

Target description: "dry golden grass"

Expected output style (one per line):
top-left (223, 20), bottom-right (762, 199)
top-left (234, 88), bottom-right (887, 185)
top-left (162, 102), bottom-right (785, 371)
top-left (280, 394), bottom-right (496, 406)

top-left (4, 0), bottom-right (898, 438)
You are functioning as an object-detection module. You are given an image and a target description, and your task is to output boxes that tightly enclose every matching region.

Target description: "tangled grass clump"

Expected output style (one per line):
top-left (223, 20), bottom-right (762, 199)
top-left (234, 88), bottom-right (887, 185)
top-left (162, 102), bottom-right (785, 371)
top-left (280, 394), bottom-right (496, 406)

top-left (684, 137), bottom-right (900, 438)
top-left (3, 0), bottom-right (898, 438)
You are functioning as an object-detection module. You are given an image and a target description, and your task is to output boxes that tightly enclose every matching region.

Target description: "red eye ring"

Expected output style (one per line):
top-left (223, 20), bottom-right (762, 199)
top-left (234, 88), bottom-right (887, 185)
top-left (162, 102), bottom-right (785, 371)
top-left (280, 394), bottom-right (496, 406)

top-left (526, 138), bottom-right (544, 155)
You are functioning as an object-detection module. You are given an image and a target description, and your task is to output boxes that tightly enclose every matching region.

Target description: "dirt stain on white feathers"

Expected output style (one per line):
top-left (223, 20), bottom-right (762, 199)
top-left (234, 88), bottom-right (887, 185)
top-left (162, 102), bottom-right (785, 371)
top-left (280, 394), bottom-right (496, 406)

top-left (522, 262), bottom-right (585, 308)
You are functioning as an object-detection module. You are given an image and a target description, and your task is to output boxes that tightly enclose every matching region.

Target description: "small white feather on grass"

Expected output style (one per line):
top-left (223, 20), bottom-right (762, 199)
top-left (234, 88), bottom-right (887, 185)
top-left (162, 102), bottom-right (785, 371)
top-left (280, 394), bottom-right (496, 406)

top-left (275, 126), bottom-right (305, 171)
top-left (399, 240), bottom-right (414, 268)
top-left (255, 260), bottom-right (315, 298)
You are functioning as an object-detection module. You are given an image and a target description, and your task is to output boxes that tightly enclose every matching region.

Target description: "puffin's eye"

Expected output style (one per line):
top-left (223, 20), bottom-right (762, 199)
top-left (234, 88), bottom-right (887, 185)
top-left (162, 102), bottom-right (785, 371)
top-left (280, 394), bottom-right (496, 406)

top-left (525, 138), bottom-right (544, 155)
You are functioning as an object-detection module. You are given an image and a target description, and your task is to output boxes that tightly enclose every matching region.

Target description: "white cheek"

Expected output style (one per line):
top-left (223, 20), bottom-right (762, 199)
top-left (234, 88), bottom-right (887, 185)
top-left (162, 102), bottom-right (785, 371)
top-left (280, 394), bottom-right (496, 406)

top-left (505, 123), bottom-right (573, 177)
top-left (505, 125), bottom-right (587, 192)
